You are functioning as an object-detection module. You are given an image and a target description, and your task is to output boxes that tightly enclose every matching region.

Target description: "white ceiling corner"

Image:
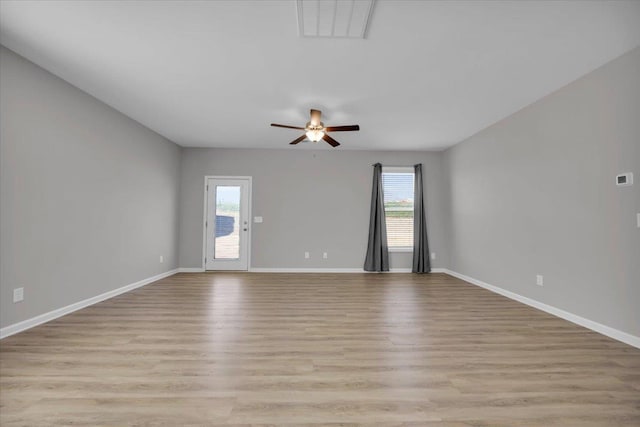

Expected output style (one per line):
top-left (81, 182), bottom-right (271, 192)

top-left (297, 0), bottom-right (375, 38)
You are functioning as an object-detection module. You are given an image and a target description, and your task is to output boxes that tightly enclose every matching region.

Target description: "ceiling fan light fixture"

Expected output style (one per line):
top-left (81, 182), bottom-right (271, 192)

top-left (305, 129), bottom-right (325, 142)
top-left (305, 120), bottom-right (325, 142)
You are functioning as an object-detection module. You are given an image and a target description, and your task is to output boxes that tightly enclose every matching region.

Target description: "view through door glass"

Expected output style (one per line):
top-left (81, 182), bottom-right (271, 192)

top-left (214, 185), bottom-right (240, 259)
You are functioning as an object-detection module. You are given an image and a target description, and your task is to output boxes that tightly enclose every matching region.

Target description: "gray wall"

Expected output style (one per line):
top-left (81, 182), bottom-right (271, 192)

top-left (0, 46), bottom-right (182, 328)
top-left (4, 39), bottom-right (637, 342)
top-left (445, 47), bottom-right (640, 337)
top-left (179, 148), bottom-right (449, 270)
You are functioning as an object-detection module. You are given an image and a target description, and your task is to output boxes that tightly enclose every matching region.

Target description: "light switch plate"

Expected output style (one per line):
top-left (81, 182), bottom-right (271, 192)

top-left (254, 216), bottom-right (263, 223)
top-left (13, 287), bottom-right (24, 303)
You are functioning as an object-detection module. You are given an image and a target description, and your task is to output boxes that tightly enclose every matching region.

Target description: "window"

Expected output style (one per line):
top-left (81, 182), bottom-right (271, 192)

top-left (382, 167), bottom-right (414, 251)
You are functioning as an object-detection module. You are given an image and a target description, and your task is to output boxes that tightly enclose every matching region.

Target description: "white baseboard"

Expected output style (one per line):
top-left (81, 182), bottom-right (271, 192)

top-left (444, 269), bottom-right (640, 349)
top-left (0, 269), bottom-right (179, 339)
top-left (249, 267), bottom-right (364, 273)
top-left (175, 267), bottom-right (449, 274)
top-left (248, 267), bottom-right (446, 273)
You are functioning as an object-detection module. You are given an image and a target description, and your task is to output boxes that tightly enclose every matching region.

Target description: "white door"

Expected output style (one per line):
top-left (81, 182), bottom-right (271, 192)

top-left (205, 177), bottom-right (251, 270)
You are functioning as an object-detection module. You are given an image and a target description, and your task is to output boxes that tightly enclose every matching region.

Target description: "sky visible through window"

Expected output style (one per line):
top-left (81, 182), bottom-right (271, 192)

top-left (382, 173), bottom-right (414, 202)
top-left (216, 186), bottom-right (240, 207)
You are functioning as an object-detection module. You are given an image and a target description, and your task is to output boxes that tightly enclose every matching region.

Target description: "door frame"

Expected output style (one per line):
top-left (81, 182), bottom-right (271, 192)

top-left (202, 175), bottom-right (252, 271)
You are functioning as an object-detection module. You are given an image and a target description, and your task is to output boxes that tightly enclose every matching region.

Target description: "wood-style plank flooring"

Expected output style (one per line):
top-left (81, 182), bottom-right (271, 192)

top-left (1, 272), bottom-right (639, 426)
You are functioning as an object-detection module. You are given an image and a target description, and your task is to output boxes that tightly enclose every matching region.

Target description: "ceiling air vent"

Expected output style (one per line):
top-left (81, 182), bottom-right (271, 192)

top-left (297, 0), bottom-right (375, 38)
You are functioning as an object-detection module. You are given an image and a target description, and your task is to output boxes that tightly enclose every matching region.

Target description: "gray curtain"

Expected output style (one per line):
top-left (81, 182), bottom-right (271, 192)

top-left (364, 163), bottom-right (389, 272)
top-left (412, 164), bottom-right (431, 273)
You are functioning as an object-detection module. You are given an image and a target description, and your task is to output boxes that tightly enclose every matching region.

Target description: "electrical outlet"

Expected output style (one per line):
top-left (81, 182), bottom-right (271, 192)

top-left (536, 275), bottom-right (544, 286)
top-left (431, 252), bottom-right (436, 260)
top-left (13, 287), bottom-right (24, 303)
top-left (159, 255), bottom-right (164, 263)
top-left (615, 172), bottom-right (633, 186)
top-left (323, 252), bottom-right (328, 259)
top-left (304, 251), bottom-right (310, 259)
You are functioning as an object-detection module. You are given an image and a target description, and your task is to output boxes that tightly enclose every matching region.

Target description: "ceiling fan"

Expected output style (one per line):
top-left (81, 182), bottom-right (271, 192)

top-left (271, 109), bottom-right (359, 147)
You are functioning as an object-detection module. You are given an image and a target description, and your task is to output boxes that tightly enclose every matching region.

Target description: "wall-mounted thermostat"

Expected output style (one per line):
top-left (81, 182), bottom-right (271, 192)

top-left (616, 172), bottom-right (633, 187)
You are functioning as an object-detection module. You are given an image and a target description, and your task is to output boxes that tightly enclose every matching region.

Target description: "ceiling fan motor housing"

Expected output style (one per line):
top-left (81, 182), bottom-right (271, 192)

top-left (305, 121), bottom-right (325, 132)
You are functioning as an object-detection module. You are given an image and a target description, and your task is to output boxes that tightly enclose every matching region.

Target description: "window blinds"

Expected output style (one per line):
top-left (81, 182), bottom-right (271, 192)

top-left (381, 172), bottom-right (414, 248)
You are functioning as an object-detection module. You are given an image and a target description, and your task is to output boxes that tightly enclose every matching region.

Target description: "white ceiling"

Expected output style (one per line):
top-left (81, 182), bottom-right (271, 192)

top-left (1, 1), bottom-right (639, 151)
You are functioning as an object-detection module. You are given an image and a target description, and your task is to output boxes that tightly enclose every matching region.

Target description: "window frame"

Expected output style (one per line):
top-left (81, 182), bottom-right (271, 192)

top-left (381, 166), bottom-right (415, 252)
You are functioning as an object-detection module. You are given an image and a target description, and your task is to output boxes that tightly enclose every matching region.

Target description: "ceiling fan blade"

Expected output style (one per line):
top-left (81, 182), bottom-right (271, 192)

top-left (289, 134), bottom-right (307, 145)
top-left (310, 109), bottom-right (322, 126)
top-left (325, 125), bottom-right (360, 132)
top-left (322, 134), bottom-right (340, 147)
top-left (271, 123), bottom-right (305, 130)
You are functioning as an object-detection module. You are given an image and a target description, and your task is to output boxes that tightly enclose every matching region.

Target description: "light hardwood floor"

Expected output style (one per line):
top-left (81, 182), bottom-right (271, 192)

top-left (1, 272), bottom-right (639, 426)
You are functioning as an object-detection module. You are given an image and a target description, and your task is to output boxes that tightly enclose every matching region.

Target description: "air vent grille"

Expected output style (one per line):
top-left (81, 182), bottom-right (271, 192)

top-left (297, 0), bottom-right (375, 38)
